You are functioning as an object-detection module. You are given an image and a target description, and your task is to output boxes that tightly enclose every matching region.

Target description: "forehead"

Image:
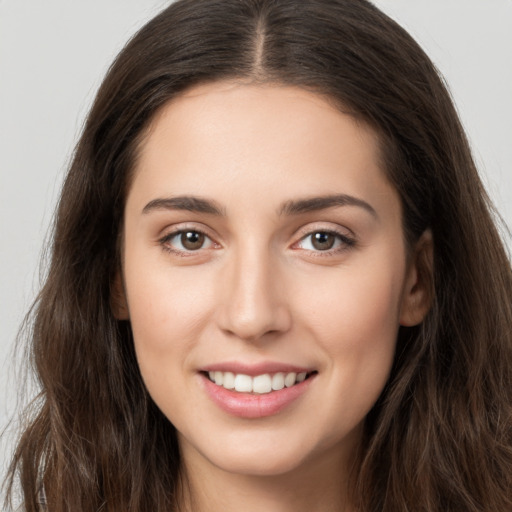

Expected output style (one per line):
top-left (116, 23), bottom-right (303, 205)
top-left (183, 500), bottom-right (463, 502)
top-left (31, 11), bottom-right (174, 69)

top-left (129, 81), bottom-right (399, 221)
top-left (141, 81), bottom-right (378, 163)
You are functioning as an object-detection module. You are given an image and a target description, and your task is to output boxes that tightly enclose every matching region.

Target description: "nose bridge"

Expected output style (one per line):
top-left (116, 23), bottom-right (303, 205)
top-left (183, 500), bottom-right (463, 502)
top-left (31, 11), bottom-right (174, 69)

top-left (218, 239), bottom-right (290, 341)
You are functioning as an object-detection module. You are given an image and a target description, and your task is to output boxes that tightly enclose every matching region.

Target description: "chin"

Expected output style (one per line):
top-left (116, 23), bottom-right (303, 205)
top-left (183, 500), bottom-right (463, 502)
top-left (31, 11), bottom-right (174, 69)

top-left (207, 446), bottom-right (310, 477)
top-left (179, 422), bottom-right (359, 480)
top-left (179, 427), bottom-right (320, 477)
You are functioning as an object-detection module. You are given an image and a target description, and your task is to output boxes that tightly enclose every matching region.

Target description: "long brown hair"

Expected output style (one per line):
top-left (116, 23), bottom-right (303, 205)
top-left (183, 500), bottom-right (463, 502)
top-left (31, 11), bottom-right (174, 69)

top-left (4, 0), bottom-right (512, 510)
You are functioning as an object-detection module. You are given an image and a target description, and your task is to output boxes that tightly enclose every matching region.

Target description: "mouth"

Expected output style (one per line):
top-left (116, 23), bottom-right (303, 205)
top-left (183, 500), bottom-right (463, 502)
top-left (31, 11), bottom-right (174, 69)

top-left (202, 370), bottom-right (317, 394)
top-left (198, 362), bottom-right (318, 418)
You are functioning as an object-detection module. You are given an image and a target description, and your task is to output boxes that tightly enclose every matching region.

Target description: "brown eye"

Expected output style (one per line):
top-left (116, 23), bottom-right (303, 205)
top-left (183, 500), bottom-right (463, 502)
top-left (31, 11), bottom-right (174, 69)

top-left (295, 229), bottom-right (355, 254)
top-left (311, 232), bottom-right (336, 250)
top-left (180, 231), bottom-right (205, 250)
top-left (160, 229), bottom-right (217, 254)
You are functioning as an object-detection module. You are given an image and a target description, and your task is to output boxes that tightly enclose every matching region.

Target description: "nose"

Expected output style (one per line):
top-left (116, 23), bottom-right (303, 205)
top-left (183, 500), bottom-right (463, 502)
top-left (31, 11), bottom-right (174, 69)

top-left (216, 247), bottom-right (292, 342)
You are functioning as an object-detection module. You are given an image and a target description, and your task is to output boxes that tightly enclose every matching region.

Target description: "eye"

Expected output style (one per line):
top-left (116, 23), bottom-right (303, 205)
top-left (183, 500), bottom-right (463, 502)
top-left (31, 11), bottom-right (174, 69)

top-left (160, 229), bottom-right (216, 253)
top-left (295, 230), bottom-right (355, 252)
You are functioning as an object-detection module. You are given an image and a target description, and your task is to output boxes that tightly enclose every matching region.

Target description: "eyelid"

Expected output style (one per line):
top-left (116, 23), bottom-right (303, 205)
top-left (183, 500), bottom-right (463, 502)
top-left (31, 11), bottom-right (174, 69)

top-left (293, 222), bottom-right (354, 239)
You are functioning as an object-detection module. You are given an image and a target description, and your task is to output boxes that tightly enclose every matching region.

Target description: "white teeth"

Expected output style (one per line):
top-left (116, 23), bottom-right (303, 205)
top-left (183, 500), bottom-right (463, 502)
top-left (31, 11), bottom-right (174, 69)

top-left (253, 374), bottom-right (272, 394)
top-left (271, 372), bottom-right (285, 391)
top-left (296, 372), bottom-right (307, 382)
top-left (284, 372), bottom-right (297, 387)
top-left (207, 370), bottom-right (310, 393)
top-left (222, 371), bottom-right (235, 389)
top-left (234, 374), bottom-right (253, 393)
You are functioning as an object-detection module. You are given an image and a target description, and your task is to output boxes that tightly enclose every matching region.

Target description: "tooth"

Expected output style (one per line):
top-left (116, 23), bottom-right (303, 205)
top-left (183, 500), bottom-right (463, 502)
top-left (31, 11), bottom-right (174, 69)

top-left (284, 372), bottom-right (297, 388)
top-left (208, 370), bottom-right (308, 392)
top-left (222, 371), bottom-right (235, 389)
top-left (234, 374), bottom-right (252, 392)
top-left (271, 372), bottom-right (285, 390)
top-left (296, 372), bottom-right (307, 382)
top-left (253, 374), bottom-right (272, 394)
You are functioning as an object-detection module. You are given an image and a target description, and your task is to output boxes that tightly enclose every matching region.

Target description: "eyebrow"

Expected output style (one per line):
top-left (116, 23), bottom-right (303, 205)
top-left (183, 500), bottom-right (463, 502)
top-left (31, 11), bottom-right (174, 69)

top-left (279, 194), bottom-right (377, 218)
top-left (142, 196), bottom-right (225, 215)
top-left (141, 193), bottom-right (377, 218)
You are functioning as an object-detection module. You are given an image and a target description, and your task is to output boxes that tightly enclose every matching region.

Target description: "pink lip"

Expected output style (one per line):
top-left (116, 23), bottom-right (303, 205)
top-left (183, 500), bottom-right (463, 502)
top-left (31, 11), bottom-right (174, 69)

top-left (200, 361), bottom-right (313, 376)
top-left (199, 370), bottom-right (316, 419)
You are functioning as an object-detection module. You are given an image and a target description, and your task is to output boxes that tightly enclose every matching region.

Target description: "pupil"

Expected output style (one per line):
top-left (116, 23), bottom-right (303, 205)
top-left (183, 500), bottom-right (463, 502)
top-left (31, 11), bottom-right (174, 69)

top-left (181, 231), bottom-right (204, 250)
top-left (312, 232), bottom-right (334, 250)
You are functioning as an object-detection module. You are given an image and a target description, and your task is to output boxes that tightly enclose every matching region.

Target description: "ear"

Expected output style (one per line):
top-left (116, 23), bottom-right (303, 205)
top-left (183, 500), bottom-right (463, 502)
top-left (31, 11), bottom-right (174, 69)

top-left (111, 271), bottom-right (130, 320)
top-left (399, 229), bottom-right (434, 326)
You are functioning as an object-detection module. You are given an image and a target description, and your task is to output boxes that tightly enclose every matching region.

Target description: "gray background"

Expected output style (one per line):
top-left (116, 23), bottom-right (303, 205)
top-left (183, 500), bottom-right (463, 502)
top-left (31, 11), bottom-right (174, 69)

top-left (1, 0), bottom-right (511, 474)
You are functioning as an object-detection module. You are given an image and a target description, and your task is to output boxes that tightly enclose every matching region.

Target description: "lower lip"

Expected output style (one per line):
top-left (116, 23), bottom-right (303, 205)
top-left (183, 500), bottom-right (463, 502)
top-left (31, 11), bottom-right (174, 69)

top-left (200, 373), bottom-right (315, 419)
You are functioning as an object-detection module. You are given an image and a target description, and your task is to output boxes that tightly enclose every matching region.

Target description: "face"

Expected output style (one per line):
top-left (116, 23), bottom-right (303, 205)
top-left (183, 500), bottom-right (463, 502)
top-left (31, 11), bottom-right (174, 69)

top-left (117, 82), bottom-right (429, 479)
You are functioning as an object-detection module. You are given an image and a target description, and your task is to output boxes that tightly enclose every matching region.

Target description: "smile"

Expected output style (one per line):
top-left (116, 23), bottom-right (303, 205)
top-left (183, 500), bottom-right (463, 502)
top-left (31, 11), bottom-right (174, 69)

top-left (199, 367), bottom-right (317, 418)
top-left (206, 371), bottom-right (312, 394)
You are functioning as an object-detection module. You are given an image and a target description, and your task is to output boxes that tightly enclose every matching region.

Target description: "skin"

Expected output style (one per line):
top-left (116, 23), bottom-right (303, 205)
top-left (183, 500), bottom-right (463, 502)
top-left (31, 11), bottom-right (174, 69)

top-left (115, 81), bottom-right (432, 512)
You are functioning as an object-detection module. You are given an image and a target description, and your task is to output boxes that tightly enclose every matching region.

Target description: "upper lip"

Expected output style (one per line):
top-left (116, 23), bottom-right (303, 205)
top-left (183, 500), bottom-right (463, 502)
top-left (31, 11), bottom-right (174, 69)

top-left (200, 361), bottom-right (315, 376)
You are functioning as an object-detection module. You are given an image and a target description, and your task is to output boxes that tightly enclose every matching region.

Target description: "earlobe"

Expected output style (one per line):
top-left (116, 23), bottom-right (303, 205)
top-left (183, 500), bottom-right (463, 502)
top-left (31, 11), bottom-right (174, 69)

top-left (399, 229), bottom-right (434, 327)
top-left (111, 271), bottom-right (130, 320)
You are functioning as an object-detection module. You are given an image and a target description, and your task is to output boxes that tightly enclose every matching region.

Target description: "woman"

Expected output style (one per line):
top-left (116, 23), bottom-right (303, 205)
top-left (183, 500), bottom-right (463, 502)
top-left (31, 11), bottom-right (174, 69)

top-left (4, 0), bottom-right (512, 510)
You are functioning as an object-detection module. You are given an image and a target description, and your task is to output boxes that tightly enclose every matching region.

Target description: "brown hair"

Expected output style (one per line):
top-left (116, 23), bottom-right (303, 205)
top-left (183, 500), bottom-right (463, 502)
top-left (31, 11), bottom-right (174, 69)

top-left (5, 0), bottom-right (512, 510)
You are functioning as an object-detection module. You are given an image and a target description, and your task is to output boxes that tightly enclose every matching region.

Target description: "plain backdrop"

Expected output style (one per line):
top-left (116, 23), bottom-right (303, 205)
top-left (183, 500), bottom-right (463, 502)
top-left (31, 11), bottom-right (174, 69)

top-left (1, 0), bottom-right (511, 473)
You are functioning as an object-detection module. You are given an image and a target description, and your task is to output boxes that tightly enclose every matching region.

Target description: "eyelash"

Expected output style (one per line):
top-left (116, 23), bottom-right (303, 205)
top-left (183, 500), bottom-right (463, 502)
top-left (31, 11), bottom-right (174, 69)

top-left (158, 228), bottom-right (356, 257)
top-left (159, 228), bottom-right (217, 257)
top-left (293, 229), bottom-right (356, 256)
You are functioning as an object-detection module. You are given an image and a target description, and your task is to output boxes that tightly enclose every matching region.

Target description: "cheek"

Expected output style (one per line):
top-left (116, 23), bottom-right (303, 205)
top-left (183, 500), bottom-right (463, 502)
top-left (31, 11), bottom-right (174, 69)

top-left (292, 254), bottom-right (404, 416)
top-left (123, 266), bottom-right (218, 429)
top-left (327, 276), bottom-right (400, 354)
top-left (123, 253), bottom-right (217, 388)
top-left (297, 257), bottom-right (403, 347)
top-left (126, 259), bottom-right (213, 339)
